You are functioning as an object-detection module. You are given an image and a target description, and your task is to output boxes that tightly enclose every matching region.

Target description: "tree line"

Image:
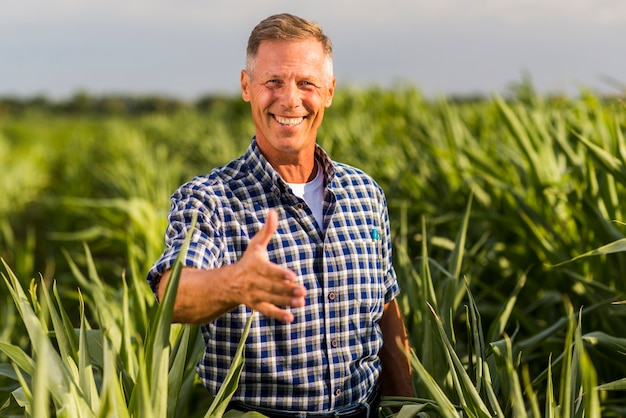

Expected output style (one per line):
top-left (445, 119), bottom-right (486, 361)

top-left (0, 91), bottom-right (243, 117)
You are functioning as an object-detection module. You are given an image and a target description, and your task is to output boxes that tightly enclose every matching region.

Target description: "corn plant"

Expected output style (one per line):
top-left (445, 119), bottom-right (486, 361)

top-left (2, 85), bottom-right (626, 416)
top-left (0, 213), bottom-right (255, 417)
top-left (392, 196), bottom-right (626, 417)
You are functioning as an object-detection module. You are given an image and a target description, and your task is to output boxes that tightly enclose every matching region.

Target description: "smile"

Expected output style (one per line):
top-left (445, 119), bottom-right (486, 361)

top-left (273, 115), bottom-right (305, 126)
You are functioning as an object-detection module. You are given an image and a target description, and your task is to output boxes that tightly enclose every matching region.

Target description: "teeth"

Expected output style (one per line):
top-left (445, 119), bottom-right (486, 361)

top-left (275, 115), bottom-right (304, 126)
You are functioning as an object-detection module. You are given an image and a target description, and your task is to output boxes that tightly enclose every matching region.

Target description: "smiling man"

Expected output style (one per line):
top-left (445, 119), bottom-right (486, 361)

top-left (147, 13), bottom-right (411, 417)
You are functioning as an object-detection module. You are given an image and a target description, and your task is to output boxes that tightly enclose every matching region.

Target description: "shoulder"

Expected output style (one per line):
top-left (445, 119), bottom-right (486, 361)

top-left (172, 155), bottom-right (253, 203)
top-left (182, 155), bottom-right (249, 189)
top-left (332, 161), bottom-right (385, 194)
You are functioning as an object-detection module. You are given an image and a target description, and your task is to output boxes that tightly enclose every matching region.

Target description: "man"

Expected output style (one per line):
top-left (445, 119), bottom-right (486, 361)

top-left (147, 13), bottom-right (411, 416)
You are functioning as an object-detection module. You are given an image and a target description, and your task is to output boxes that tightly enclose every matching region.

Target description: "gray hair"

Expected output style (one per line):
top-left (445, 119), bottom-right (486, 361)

top-left (246, 13), bottom-right (333, 79)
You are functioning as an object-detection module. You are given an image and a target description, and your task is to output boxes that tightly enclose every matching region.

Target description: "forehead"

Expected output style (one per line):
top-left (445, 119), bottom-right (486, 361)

top-left (255, 39), bottom-right (328, 72)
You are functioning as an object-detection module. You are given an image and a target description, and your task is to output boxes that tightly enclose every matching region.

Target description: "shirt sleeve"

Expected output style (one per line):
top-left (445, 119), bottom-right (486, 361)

top-left (146, 180), bottom-right (223, 297)
top-left (380, 190), bottom-right (400, 304)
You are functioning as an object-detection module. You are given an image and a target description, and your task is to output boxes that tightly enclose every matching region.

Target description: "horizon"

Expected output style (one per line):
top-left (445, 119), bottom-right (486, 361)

top-left (2, 0), bottom-right (625, 100)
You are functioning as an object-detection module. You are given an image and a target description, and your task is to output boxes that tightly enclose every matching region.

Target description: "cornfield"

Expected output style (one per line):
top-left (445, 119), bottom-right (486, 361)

top-left (1, 84), bottom-right (625, 417)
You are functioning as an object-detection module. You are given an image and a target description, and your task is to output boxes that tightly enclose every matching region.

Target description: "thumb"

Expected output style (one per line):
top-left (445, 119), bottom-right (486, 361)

top-left (252, 209), bottom-right (278, 250)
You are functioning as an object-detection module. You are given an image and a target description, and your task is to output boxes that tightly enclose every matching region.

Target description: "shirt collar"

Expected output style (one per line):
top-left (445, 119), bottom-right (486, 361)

top-left (244, 137), bottom-right (335, 194)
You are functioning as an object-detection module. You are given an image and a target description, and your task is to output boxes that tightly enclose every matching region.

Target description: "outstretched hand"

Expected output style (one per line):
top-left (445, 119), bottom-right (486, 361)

top-left (233, 209), bottom-right (307, 322)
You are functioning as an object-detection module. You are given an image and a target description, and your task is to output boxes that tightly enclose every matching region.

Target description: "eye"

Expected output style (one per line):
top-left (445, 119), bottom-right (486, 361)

top-left (299, 80), bottom-right (316, 89)
top-left (265, 79), bottom-right (282, 88)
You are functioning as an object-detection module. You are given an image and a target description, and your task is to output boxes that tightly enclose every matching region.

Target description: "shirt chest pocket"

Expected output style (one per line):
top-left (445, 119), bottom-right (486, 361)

top-left (341, 240), bottom-right (385, 322)
top-left (343, 239), bottom-right (382, 288)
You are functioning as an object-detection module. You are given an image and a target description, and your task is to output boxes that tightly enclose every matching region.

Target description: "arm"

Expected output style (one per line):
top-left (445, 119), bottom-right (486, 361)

top-left (157, 209), bottom-right (307, 324)
top-left (379, 299), bottom-right (413, 396)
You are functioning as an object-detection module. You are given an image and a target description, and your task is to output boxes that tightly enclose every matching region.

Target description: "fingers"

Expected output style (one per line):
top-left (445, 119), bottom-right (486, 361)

top-left (236, 209), bottom-right (307, 322)
top-left (256, 302), bottom-right (297, 323)
top-left (251, 278), bottom-right (306, 307)
top-left (252, 208), bottom-right (278, 250)
top-left (242, 271), bottom-right (306, 323)
top-left (253, 275), bottom-right (306, 322)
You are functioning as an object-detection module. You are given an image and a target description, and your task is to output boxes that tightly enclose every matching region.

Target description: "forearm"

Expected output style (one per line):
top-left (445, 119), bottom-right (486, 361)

top-left (157, 266), bottom-right (240, 324)
top-left (156, 228), bottom-right (307, 325)
top-left (379, 299), bottom-right (412, 397)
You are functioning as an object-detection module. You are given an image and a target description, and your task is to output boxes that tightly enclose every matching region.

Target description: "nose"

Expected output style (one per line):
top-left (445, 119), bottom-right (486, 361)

top-left (281, 81), bottom-right (301, 109)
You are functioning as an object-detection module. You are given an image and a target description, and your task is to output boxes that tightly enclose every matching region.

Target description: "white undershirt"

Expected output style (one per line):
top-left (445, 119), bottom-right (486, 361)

top-left (286, 163), bottom-right (325, 229)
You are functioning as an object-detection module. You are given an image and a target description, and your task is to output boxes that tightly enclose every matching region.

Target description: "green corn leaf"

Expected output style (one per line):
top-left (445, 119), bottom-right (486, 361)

top-left (120, 273), bottom-right (138, 378)
top-left (426, 303), bottom-right (493, 418)
top-left (597, 377), bottom-right (626, 391)
top-left (12, 368), bottom-right (31, 411)
top-left (97, 337), bottom-right (131, 418)
top-left (40, 280), bottom-right (78, 365)
top-left (491, 336), bottom-right (527, 418)
top-left (487, 272), bottom-right (527, 342)
top-left (465, 282), bottom-right (505, 417)
top-left (205, 312), bottom-right (255, 418)
top-left (132, 349), bottom-right (155, 417)
top-left (407, 349), bottom-right (460, 418)
top-left (575, 132), bottom-right (626, 184)
top-left (167, 324), bottom-right (194, 418)
top-left (78, 290), bottom-right (100, 412)
top-left (1, 261), bottom-right (72, 403)
top-left (544, 355), bottom-right (556, 418)
top-left (582, 331), bottom-right (626, 361)
top-left (130, 211), bottom-right (198, 416)
top-left (0, 363), bottom-right (20, 382)
top-left (2, 260), bottom-right (97, 416)
top-left (575, 317), bottom-right (600, 418)
top-left (0, 342), bottom-right (35, 377)
top-left (559, 303), bottom-right (576, 418)
top-left (481, 362), bottom-right (504, 418)
top-left (62, 245), bottom-right (124, 354)
top-left (439, 194), bottom-right (473, 340)
top-left (54, 281), bottom-right (82, 355)
top-left (396, 403), bottom-right (429, 418)
top-left (547, 238), bottom-right (626, 267)
top-left (31, 319), bottom-right (50, 418)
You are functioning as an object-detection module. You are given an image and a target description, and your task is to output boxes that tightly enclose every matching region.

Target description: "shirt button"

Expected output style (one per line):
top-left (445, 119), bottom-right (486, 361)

top-left (328, 292), bottom-right (335, 301)
top-left (335, 388), bottom-right (342, 396)
top-left (295, 203), bottom-right (304, 210)
top-left (331, 339), bottom-right (338, 347)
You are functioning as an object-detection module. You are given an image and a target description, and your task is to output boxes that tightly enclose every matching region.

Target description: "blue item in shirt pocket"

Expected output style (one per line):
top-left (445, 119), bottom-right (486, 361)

top-left (370, 227), bottom-right (380, 240)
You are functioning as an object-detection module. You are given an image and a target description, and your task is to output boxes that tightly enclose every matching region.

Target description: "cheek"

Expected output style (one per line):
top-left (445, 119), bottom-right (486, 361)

top-left (252, 91), bottom-right (275, 110)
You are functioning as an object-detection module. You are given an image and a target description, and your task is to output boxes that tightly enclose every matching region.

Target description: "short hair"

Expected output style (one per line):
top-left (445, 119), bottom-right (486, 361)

top-left (246, 13), bottom-right (333, 79)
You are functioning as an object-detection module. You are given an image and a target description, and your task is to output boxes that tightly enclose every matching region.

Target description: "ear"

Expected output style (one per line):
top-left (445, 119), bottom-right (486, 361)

top-left (241, 70), bottom-right (251, 102)
top-left (325, 77), bottom-right (336, 108)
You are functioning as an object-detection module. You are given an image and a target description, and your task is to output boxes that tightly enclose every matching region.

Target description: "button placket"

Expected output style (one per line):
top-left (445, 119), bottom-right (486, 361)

top-left (323, 239), bottom-right (346, 410)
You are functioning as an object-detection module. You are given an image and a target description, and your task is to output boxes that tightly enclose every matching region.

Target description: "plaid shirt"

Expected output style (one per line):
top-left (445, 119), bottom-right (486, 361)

top-left (147, 138), bottom-right (399, 411)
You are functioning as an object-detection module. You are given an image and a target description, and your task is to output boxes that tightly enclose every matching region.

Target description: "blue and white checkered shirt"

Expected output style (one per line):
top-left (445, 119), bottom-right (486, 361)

top-left (147, 138), bottom-right (399, 411)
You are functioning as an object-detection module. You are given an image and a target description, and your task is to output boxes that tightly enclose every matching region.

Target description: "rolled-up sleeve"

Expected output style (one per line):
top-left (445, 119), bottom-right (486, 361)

top-left (146, 181), bottom-right (223, 297)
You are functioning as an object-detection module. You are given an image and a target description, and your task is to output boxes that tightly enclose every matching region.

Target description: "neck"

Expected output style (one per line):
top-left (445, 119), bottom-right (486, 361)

top-left (276, 158), bottom-right (317, 184)
top-left (256, 140), bottom-right (318, 183)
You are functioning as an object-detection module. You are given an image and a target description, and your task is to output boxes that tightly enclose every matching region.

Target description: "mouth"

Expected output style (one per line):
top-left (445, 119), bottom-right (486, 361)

top-left (272, 114), bottom-right (306, 127)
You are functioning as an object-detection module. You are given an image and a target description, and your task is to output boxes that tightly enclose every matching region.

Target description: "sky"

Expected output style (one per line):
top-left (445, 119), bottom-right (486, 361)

top-left (1, 0), bottom-right (625, 100)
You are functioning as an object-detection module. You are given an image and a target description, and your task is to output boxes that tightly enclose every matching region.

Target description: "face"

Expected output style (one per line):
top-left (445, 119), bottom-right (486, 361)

top-left (241, 38), bottom-right (336, 162)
